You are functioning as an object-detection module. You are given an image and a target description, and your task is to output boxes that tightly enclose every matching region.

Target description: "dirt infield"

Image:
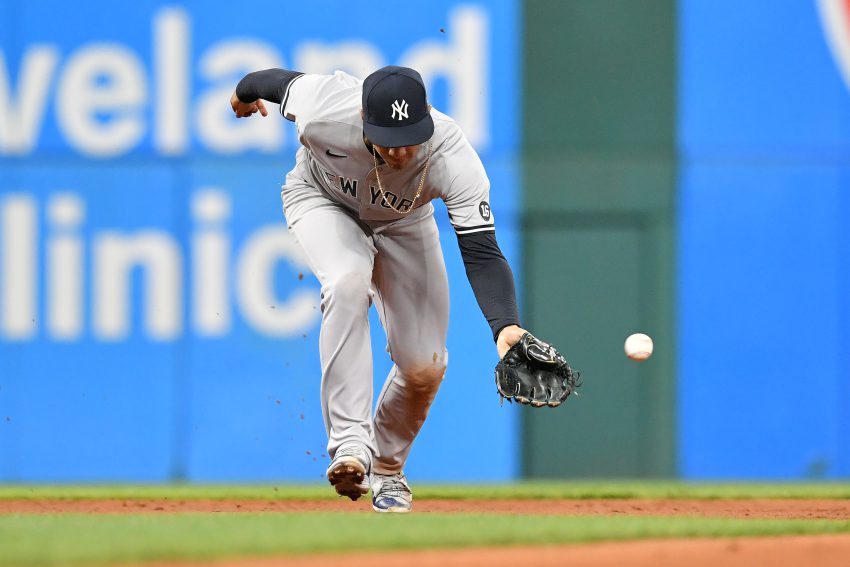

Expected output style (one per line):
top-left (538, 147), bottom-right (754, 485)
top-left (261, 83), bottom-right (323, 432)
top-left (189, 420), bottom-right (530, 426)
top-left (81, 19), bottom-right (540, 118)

top-left (2, 498), bottom-right (849, 519)
top-left (138, 534), bottom-right (850, 567)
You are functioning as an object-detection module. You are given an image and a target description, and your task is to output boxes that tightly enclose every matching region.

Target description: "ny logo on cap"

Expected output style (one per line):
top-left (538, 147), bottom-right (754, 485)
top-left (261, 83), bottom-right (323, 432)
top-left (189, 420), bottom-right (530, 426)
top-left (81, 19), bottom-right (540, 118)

top-left (391, 99), bottom-right (409, 121)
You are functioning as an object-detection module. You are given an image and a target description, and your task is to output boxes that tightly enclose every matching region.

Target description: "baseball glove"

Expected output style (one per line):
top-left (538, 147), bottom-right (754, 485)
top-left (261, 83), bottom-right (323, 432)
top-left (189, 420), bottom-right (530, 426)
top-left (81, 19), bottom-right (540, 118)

top-left (494, 332), bottom-right (580, 407)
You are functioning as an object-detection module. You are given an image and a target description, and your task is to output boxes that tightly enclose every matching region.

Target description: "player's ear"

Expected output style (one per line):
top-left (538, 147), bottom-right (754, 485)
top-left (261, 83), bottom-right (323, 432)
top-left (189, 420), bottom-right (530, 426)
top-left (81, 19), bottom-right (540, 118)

top-left (360, 109), bottom-right (365, 120)
top-left (427, 104), bottom-right (432, 113)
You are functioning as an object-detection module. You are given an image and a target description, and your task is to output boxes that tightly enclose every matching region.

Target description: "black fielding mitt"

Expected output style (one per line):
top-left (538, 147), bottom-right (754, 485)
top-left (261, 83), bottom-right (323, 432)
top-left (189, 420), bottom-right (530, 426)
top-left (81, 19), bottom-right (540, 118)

top-left (495, 332), bottom-right (581, 407)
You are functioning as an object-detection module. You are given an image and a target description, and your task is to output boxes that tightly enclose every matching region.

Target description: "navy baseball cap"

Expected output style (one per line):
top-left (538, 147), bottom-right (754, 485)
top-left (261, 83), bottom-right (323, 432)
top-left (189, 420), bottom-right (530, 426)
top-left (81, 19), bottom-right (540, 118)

top-left (362, 66), bottom-right (434, 148)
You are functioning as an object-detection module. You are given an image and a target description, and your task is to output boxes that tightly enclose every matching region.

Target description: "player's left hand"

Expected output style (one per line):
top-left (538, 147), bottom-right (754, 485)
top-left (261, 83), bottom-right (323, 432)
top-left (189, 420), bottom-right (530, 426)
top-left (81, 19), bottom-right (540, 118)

top-left (230, 92), bottom-right (268, 118)
top-left (496, 324), bottom-right (527, 358)
top-left (494, 332), bottom-right (581, 407)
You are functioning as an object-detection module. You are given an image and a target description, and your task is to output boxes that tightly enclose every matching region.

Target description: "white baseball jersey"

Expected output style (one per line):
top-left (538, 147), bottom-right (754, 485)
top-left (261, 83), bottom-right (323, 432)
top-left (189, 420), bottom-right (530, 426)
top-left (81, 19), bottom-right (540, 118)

top-left (280, 71), bottom-right (495, 234)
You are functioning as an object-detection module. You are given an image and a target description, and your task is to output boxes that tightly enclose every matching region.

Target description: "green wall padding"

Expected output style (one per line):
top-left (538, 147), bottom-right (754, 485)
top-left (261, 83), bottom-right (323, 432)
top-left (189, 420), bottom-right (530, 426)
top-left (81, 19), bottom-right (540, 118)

top-left (521, 0), bottom-right (676, 478)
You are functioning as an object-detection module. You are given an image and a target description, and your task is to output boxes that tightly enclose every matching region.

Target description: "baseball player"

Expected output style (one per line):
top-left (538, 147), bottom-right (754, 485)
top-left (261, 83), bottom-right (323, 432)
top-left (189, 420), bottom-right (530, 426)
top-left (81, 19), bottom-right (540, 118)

top-left (231, 66), bottom-right (528, 513)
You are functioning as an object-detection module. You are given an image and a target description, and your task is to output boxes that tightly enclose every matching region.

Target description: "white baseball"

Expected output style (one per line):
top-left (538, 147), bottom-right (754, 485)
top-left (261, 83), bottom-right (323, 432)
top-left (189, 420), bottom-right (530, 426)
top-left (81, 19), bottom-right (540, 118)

top-left (624, 333), bottom-right (653, 361)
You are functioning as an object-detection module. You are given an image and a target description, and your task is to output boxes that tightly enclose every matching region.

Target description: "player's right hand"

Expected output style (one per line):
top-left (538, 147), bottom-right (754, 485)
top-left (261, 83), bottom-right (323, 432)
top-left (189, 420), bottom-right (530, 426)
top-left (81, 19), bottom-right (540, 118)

top-left (230, 92), bottom-right (268, 118)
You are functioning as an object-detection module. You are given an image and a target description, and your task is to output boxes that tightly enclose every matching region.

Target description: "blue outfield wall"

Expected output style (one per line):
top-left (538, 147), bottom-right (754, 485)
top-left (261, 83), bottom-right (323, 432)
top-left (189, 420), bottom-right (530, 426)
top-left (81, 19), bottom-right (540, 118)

top-left (0, 0), bottom-right (521, 482)
top-left (678, 0), bottom-right (850, 478)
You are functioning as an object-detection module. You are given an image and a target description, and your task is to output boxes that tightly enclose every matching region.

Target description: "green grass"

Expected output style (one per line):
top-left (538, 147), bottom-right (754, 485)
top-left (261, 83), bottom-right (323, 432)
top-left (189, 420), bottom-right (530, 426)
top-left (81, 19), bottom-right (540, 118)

top-left (0, 513), bottom-right (849, 567)
top-left (2, 481), bottom-right (850, 500)
top-left (2, 482), bottom-right (850, 566)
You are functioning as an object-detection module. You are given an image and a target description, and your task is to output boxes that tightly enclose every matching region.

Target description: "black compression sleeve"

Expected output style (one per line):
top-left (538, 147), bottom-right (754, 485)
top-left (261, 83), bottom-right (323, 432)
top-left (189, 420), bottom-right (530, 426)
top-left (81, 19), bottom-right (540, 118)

top-left (457, 231), bottom-right (521, 341)
top-left (235, 68), bottom-right (303, 104)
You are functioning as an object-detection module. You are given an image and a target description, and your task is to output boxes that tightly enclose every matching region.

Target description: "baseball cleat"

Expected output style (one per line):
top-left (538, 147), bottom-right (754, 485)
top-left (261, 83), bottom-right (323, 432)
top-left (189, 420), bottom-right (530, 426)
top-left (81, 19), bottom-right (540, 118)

top-left (326, 443), bottom-right (371, 501)
top-left (371, 472), bottom-right (413, 513)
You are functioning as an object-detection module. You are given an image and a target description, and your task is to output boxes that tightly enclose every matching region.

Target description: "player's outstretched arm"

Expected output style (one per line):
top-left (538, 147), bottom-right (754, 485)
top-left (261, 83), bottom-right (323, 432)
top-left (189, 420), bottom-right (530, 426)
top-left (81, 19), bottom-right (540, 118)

top-left (455, 231), bottom-right (523, 351)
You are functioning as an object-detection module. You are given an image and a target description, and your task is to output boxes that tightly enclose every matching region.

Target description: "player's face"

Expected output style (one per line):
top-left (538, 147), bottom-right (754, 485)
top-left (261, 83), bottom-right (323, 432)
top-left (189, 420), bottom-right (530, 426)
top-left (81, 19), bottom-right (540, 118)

top-left (372, 143), bottom-right (422, 170)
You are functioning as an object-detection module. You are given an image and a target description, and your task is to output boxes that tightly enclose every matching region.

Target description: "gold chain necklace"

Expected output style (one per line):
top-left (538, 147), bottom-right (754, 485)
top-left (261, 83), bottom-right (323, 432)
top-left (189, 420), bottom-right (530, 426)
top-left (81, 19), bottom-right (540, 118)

top-left (372, 141), bottom-right (432, 215)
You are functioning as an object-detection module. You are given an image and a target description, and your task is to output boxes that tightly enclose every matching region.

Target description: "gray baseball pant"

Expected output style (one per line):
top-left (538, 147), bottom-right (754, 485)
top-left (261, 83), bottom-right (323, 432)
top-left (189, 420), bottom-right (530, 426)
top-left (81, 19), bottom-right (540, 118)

top-left (287, 200), bottom-right (449, 474)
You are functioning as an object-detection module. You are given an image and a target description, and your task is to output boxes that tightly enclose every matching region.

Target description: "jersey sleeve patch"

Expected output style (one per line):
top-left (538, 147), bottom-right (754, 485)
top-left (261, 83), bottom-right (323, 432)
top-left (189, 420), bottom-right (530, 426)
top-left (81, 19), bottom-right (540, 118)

top-left (478, 201), bottom-right (491, 221)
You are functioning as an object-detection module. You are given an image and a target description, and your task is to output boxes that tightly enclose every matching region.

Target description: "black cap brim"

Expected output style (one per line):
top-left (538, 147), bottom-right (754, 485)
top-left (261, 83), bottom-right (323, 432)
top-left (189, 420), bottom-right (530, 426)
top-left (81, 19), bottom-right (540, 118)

top-left (364, 114), bottom-right (434, 148)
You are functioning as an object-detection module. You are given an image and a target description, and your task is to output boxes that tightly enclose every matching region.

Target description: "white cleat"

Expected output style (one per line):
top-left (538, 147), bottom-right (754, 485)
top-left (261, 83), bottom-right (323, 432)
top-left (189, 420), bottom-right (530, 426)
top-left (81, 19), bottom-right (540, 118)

top-left (326, 443), bottom-right (371, 501)
top-left (371, 472), bottom-right (413, 513)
